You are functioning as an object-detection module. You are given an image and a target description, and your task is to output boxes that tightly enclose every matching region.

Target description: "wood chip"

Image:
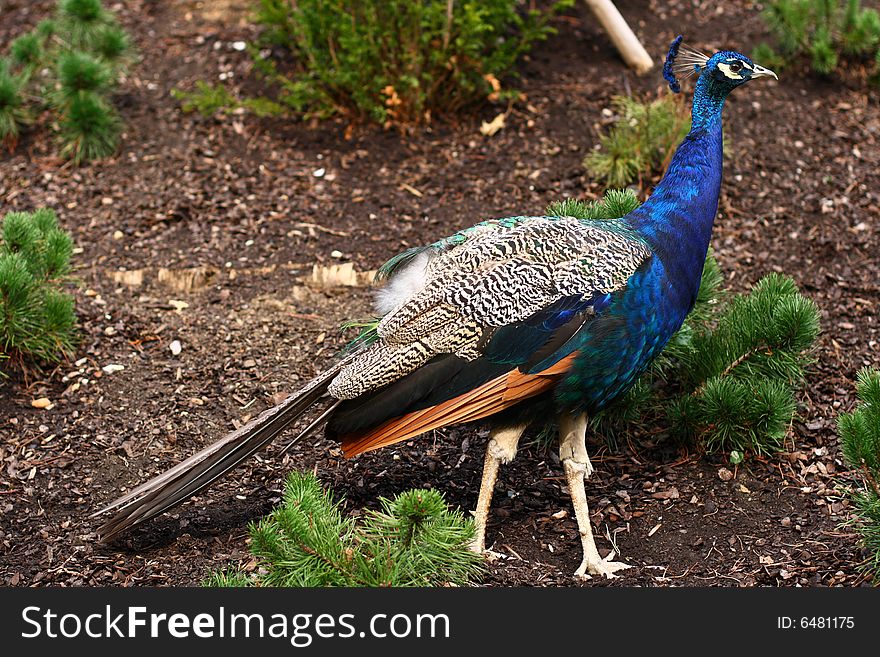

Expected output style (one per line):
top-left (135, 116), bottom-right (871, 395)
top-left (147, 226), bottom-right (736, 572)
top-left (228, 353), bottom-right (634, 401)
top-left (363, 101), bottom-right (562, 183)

top-left (399, 182), bottom-right (423, 197)
top-left (479, 112), bottom-right (506, 136)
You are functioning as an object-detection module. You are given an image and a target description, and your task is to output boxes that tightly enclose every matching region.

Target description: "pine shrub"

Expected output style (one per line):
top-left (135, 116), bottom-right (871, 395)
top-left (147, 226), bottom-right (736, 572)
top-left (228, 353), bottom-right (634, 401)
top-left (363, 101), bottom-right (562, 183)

top-left (838, 367), bottom-right (880, 581)
top-left (0, 209), bottom-right (77, 372)
top-left (1, 0), bottom-right (130, 163)
top-left (206, 471), bottom-right (484, 587)
top-left (548, 190), bottom-right (821, 458)
top-left (59, 92), bottom-right (121, 165)
top-left (10, 33), bottom-right (43, 70)
top-left (0, 67), bottom-right (29, 149)
top-left (177, 0), bottom-right (573, 126)
top-left (584, 94), bottom-right (691, 189)
top-left (756, 0), bottom-right (880, 79)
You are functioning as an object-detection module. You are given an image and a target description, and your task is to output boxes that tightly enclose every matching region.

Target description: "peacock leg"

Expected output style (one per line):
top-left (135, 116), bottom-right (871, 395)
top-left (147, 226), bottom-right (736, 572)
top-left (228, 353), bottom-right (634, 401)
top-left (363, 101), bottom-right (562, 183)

top-left (469, 424), bottom-right (527, 555)
top-left (559, 413), bottom-right (631, 579)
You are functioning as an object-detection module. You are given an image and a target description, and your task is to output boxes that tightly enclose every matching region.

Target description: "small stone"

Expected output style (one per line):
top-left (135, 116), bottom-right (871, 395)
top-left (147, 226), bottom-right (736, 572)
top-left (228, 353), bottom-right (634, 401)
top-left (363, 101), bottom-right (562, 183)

top-left (102, 364), bottom-right (125, 374)
top-left (169, 340), bottom-right (182, 356)
top-left (651, 487), bottom-right (680, 500)
top-left (717, 467), bottom-right (734, 481)
top-left (31, 398), bottom-right (53, 409)
top-left (781, 516), bottom-right (792, 527)
top-left (243, 359), bottom-right (257, 369)
top-left (330, 250), bottom-right (343, 259)
top-left (103, 326), bottom-right (117, 336)
top-left (112, 230), bottom-right (124, 240)
top-left (168, 300), bottom-right (189, 311)
top-left (232, 41), bottom-right (246, 51)
top-left (313, 167), bottom-right (326, 178)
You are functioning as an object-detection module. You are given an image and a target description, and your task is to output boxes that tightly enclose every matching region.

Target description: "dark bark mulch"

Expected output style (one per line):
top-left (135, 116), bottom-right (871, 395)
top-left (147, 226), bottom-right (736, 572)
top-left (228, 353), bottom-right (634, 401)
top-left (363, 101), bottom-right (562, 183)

top-left (1, 0), bottom-right (877, 587)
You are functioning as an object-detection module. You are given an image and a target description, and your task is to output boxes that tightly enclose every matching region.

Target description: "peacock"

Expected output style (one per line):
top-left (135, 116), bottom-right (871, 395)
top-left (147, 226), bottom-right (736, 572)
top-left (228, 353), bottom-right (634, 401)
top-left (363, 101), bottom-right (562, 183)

top-left (94, 37), bottom-right (777, 579)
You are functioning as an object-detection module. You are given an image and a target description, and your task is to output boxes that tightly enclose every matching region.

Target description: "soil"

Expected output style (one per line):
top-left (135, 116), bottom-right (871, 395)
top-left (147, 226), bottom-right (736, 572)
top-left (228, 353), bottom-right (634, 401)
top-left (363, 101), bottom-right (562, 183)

top-left (1, 0), bottom-right (878, 588)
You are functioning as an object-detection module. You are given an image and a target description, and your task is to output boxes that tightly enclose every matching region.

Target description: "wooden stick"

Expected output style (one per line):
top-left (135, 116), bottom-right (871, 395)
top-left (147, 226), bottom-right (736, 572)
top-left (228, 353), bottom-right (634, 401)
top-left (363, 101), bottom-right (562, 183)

top-left (583, 0), bottom-right (654, 74)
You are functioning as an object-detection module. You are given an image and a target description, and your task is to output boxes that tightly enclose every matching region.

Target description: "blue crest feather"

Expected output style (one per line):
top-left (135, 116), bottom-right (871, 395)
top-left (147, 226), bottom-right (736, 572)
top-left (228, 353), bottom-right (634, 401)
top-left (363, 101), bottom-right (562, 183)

top-left (663, 35), bottom-right (684, 93)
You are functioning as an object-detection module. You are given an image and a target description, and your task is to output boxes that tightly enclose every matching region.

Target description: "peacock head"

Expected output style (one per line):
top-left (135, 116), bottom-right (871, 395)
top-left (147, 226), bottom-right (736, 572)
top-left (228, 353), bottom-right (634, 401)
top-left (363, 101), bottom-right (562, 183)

top-left (663, 35), bottom-right (777, 97)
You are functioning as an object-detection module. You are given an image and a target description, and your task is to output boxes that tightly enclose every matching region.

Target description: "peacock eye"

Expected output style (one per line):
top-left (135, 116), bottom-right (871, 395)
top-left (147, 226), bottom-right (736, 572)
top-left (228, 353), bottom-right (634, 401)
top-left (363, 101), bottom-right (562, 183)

top-left (729, 61), bottom-right (743, 72)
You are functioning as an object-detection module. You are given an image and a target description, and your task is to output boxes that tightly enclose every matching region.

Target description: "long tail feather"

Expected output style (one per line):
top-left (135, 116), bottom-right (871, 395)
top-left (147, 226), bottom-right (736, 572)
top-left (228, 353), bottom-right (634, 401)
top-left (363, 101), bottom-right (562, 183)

top-left (93, 358), bottom-right (351, 541)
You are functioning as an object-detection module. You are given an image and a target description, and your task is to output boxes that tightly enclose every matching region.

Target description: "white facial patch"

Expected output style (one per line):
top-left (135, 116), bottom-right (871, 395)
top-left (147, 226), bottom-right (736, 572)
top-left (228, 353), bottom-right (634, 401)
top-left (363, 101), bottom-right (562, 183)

top-left (717, 60), bottom-right (753, 80)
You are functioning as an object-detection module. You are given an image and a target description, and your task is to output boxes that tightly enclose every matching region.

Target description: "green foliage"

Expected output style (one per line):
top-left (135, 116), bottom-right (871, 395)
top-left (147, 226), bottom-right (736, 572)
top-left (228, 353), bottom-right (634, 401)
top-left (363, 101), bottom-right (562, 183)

top-left (0, 68), bottom-right (29, 149)
top-left (1, 0), bottom-right (131, 163)
top-left (179, 0), bottom-right (573, 125)
top-left (838, 368), bottom-right (880, 581)
top-left (840, 368), bottom-right (880, 479)
top-left (206, 471), bottom-right (484, 587)
top-left (547, 188), bottom-right (641, 220)
top-left (58, 0), bottom-right (112, 47)
top-left (0, 209), bottom-right (77, 372)
top-left (172, 81), bottom-right (238, 117)
top-left (10, 33), bottom-right (43, 70)
top-left (57, 51), bottom-right (112, 95)
top-left (584, 94), bottom-right (691, 188)
top-left (92, 25), bottom-right (130, 62)
top-left (547, 192), bottom-right (820, 457)
top-left (751, 42), bottom-right (787, 73)
top-left (58, 92), bottom-right (121, 165)
top-left (756, 0), bottom-right (880, 79)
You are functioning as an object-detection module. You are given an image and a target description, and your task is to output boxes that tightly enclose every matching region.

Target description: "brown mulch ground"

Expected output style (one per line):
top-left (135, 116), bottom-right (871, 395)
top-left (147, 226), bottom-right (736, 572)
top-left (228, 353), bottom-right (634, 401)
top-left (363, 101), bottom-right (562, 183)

top-left (1, 0), bottom-right (878, 587)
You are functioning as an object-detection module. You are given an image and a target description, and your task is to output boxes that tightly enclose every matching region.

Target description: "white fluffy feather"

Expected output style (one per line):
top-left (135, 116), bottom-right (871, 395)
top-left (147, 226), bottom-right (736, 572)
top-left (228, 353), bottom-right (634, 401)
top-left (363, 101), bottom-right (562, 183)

top-left (373, 250), bottom-right (432, 316)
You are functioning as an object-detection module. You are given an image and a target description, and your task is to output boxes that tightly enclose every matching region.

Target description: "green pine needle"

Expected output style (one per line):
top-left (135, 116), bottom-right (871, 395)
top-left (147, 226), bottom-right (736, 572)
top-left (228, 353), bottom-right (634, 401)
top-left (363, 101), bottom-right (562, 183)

top-left (811, 27), bottom-right (839, 74)
top-left (59, 0), bottom-right (112, 47)
top-left (840, 368), bottom-right (880, 481)
top-left (58, 91), bottom-right (120, 164)
top-left (838, 367), bottom-right (880, 582)
top-left (172, 81), bottom-right (238, 117)
top-left (584, 94), bottom-right (690, 188)
top-left (546, 188), bottom-right (640, 221)
top-left (1, 209), bottom-right (78, 371)
top-left (37, 19), bottom-right (57, 39)
top-left (57, 51), bottom-right (112, 96)
top-left (0, 70), bottom-right (29, 147)
top-left (61, 0), bottom-right (105, 22)
top-left (93, 25), bottom-right (130, 62)
top-left (1, 1), bottom-right (130, 161)
top-left (751, 43), bottom-right (787, 72)
top-left (205, 471), bottom-right (484, 588)
top-left (761, 0), bottom-right (880, 77)
top-left (10, 33), bottom-right (43, 68)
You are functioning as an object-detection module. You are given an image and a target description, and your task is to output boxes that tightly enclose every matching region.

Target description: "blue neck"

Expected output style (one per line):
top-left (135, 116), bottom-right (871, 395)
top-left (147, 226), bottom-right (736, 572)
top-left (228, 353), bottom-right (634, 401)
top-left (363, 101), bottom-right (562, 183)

top-left (625, 78), bottom-right (727, 309)
top-left (689, 74), bottom-right (727, 132)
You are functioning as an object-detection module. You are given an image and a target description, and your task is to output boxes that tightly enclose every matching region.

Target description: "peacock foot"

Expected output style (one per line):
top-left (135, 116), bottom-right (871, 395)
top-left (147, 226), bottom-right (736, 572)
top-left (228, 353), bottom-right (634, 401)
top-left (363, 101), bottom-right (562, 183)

top-left (574, 553), bottom-right (632, 580)
top-left (583, 453), bottom-right (594, 479)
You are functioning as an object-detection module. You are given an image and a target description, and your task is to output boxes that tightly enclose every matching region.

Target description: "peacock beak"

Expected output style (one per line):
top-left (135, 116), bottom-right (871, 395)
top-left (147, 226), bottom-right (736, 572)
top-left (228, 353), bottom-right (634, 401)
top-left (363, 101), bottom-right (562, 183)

top-left (751, 64), bottom-right (778, 80)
